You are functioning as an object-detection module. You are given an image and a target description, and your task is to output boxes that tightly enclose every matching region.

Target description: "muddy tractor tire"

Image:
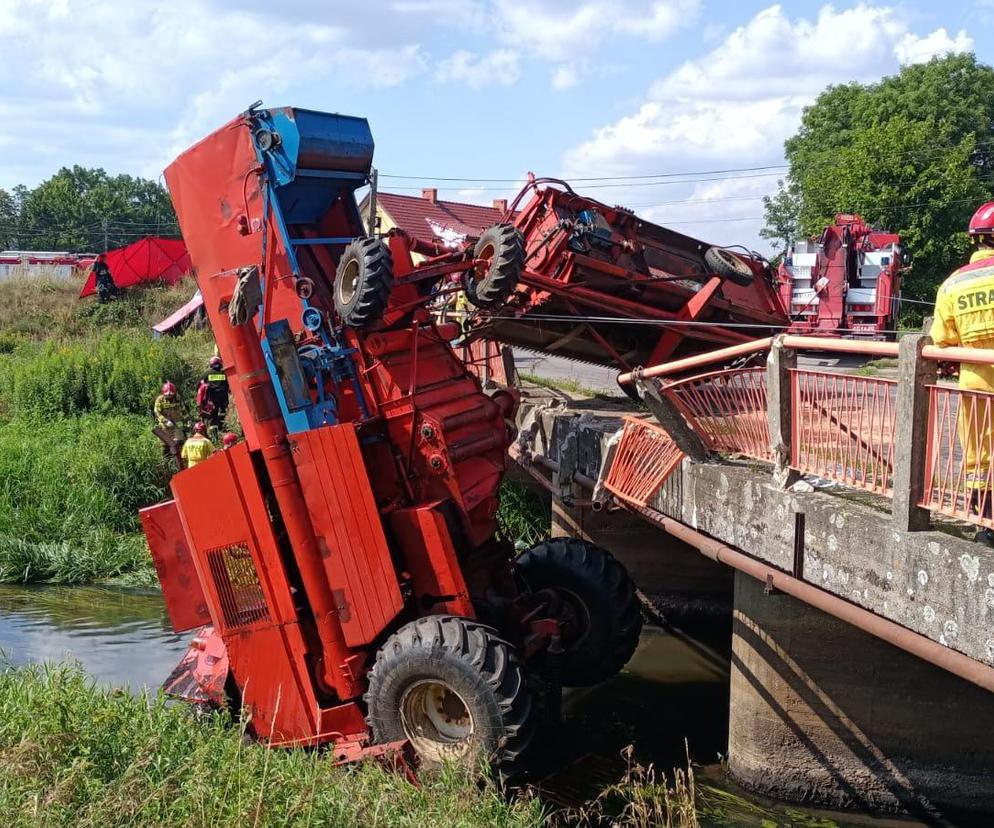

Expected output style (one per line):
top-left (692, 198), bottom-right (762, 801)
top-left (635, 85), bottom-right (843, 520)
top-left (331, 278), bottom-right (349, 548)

top-left (516, 538), bottom-right (642, 687)
top-left (704, 246), bottom-right (754, 288)
top-left (364, 615), bottom-right (535, 768)
top-left (334, 237), bottom-right (393, 328)
top-left (466, 224), bottom-right (524, 309)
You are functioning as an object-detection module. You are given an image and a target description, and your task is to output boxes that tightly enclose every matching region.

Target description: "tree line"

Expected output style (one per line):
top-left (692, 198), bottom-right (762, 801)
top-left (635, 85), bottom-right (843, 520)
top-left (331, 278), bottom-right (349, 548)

top-left (0, 166), bottom-right (178, 253)
top-left (762, 53), bottom-right (994, 305)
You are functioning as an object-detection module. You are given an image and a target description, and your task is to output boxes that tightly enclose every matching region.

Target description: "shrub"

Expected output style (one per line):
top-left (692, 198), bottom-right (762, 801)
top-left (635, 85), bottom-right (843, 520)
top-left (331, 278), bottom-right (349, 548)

top-left (0, 415), bottom-right (170, 582)
top-left (0, 332), bottom-right (207, 418)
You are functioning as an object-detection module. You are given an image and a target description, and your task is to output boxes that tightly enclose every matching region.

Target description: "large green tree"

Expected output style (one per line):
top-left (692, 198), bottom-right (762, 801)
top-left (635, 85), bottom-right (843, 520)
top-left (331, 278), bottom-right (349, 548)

top-left (765, 54), bottom-right (994, 303)
top-left (1, 167), bottom-right (177, 252)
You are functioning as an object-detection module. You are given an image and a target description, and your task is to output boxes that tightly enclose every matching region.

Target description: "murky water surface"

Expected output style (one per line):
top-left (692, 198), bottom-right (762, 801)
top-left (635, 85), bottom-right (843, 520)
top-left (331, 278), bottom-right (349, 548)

top-left (0, 586), bottom-right (926, 826)
top-left (0, 584), bottom-right (187, 689)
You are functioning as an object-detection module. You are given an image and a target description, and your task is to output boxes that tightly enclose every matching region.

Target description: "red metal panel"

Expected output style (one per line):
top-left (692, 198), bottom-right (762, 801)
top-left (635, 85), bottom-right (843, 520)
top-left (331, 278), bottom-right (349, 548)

top-left (292, 424), bottom-right (404, 647)
top-left (388, 503), bottom-right (474, 617)
top-left (170, 445), bottom-right (322, 742)
top-left (139, 499), bottom-right (210, 633)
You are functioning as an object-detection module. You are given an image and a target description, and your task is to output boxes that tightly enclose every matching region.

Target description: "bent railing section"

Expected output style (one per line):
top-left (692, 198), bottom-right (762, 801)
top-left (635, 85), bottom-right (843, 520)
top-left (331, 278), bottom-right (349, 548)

top-left (612, 334), bottom-right (994, 534)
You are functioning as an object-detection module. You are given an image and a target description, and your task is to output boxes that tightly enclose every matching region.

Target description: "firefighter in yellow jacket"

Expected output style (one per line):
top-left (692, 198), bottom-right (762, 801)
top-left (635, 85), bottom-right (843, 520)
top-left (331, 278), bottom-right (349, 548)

top-left (930, 202), bottom-right (994, 543)
top-left (181, 422), bottom-right (214, 469)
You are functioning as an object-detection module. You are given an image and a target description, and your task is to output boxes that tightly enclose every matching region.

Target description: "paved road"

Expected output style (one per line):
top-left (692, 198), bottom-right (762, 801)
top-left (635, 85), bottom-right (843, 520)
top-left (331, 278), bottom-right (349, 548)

top-left (512, 349), bottom-right (621, 396)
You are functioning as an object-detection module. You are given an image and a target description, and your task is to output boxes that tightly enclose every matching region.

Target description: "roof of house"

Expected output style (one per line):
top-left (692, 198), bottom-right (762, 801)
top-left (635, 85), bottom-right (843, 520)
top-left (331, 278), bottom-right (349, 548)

top-left (373, 191), bottom-right (509, 246)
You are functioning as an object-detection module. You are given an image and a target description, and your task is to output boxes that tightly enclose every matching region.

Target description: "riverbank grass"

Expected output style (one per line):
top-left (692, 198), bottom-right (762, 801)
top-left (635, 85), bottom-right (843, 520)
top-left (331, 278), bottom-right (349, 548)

top-left (0, 662), bottom-right (546, 827)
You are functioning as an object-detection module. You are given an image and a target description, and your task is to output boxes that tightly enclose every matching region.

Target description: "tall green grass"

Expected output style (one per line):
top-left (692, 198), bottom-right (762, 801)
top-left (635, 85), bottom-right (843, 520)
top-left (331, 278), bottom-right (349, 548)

top-left (0, 332), bottom-right (205, 418)
top-left (498, 480), bottom-right (550, 548)
top-left (0, 415), bottom-right (169, 583)
top-left (0, 662), bottom-right (546, 828)
top-left (0, 283), bottom-right (211, 584)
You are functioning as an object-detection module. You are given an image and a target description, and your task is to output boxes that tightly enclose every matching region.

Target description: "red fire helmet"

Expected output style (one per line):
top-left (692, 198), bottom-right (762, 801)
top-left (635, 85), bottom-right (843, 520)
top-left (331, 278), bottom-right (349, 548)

top-left (969, 202), bottom-right (994, 236)
top-left (161, 381), bottom-right (177, 396)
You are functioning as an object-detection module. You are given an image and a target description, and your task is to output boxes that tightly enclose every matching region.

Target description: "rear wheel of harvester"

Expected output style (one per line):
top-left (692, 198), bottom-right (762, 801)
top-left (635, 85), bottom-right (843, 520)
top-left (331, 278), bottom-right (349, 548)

top-left (334, 237), bottom-right (393, 328)
top-left (704, 246), bottom-right (754, 287)
top-left (465, 224), bottom-right (524, 309)
top-left (365, 615), bottom-right (534, 768)
top-left (516, 538), bottom-right (642, 687)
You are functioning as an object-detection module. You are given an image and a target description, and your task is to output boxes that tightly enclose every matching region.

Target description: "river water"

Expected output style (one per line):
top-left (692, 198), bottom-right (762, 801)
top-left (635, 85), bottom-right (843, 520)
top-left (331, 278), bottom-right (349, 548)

top-left (0, 585), bottom-right (922, 827)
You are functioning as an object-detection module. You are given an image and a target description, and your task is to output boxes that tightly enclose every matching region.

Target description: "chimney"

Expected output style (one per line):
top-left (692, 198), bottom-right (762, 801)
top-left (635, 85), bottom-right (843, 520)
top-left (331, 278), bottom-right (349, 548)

top-left (492, 198), bottom-right (508, 212)
top-left (422, 188), bottom-right (438, 204)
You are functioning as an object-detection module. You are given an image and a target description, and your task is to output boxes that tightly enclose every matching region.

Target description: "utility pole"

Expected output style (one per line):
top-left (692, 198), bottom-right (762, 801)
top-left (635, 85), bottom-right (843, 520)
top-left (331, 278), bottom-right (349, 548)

top-left (102, 217), bottom-right (109, 252)
top-left (367, 167), bottom-right (378, 237)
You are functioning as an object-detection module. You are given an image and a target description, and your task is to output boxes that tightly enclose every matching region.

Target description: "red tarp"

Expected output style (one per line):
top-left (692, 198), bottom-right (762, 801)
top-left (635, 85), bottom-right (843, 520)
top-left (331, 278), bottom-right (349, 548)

top-left (79, 236), bottom-right (191, 297)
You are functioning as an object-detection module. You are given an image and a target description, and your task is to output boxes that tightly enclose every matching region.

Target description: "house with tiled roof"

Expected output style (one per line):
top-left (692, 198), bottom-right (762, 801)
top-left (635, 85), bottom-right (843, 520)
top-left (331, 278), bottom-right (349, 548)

top-left (361, 188), bottom-right (509, 259)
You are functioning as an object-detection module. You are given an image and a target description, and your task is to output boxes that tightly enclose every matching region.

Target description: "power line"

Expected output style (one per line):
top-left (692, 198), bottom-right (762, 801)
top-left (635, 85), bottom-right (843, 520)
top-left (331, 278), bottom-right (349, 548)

top-left (376, 138), bottom-right (994, 191)
top-left (379, 164), bottom-right (789, 183)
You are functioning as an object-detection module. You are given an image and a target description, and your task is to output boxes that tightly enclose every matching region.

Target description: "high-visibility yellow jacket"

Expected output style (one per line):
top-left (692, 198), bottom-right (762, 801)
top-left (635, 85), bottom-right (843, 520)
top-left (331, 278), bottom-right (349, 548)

top-left (930, 250), bottom-right (994, 391)
top-left (181, 434), bottom-right (214, 468)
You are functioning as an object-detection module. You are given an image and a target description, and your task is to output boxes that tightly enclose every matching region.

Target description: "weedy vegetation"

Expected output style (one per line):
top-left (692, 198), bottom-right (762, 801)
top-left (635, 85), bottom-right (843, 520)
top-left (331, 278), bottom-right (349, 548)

top-left (0, 278), bottom-right (211, 584)
top-left (0, 662), bottom-right (547, 828)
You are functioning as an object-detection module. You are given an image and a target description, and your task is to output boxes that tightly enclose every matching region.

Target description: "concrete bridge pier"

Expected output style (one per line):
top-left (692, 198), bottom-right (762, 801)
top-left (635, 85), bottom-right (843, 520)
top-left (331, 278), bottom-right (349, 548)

top-left (729, 571), bottom-right (994, 819)
top-left (551, 488), bottom-right (733, 620)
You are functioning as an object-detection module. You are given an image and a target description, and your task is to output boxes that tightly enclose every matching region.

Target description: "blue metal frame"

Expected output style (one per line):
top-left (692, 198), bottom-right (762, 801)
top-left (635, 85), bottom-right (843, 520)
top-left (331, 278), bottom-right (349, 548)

top-left (247, 107), bottom-right (375, 433)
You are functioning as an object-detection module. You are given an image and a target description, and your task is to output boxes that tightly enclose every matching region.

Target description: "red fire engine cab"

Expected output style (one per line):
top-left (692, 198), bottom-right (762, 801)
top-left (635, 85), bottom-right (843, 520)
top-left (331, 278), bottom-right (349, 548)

top-left (777, 214), bottom-right (904, 339)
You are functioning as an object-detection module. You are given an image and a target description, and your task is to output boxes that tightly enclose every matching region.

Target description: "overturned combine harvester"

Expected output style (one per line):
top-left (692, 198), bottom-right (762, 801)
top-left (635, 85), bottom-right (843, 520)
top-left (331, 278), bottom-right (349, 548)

top-left (139, 106), bottom-right (642, 766)
top-left (385, 175), bottom-right (789, 370)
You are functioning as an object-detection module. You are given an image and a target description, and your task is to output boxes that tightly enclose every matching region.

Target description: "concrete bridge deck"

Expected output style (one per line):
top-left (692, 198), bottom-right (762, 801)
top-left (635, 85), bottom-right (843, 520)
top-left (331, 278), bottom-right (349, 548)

top-left (509, 336), bottom-right (994, 819)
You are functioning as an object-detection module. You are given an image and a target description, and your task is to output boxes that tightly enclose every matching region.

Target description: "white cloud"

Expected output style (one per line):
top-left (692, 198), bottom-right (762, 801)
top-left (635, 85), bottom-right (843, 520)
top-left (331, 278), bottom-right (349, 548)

top-left (0, 0), bottom-right (431, 187)
top-left (561, 3), bottom-right (976, 250)
top-left (894, 28), bottom-right (974, 66)
top-left (551, 64), bottom-right (580, 91)
top-left (493, 0), bottom-right (700, 62)
top-left (565, 4), bottom-right (976, 176)
top-left (435, 49), bottom-right (521, 88)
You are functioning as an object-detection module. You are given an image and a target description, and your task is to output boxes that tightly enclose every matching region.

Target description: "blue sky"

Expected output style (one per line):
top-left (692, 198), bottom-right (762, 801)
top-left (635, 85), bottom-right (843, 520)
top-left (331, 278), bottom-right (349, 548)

top-left (2, 0), bottom-right (990, 251)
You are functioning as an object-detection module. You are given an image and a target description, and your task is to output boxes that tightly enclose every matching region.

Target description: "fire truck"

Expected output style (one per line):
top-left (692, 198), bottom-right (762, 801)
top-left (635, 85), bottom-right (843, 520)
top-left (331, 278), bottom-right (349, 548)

top-left (777, 214), bottom-right (904, 339)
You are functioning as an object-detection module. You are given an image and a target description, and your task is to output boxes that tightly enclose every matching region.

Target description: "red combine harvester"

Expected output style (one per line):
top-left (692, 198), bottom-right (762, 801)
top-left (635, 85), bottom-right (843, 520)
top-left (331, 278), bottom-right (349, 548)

top-left (777, 214), bottom-right (904, 339)
top-left (139, 105), bottom-right (641, 766)
top-left (384, 176), bottom-right (789, 371)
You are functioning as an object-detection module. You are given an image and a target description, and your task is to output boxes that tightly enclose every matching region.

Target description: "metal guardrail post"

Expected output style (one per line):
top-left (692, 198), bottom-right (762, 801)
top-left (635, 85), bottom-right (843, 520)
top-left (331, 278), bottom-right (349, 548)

top-left (635, 377), bottom-right (709, 462)
top-left (766, 335), bottom-right (800, 488)
top-left (892, 334), bottom-right (936, 531)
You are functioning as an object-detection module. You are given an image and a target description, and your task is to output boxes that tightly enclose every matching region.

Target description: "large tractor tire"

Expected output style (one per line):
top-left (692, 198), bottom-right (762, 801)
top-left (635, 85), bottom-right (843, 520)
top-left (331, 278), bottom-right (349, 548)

top-left (365, 615), bottom-right (535, 768)
top-left (466, 224), bottom-right (524, 309)
top-left (704, 246), bottom-right (754, 288)
top-left (516, 538), bottom-right (642, 687)
top-left (334, 237), bottom-right (393, 328)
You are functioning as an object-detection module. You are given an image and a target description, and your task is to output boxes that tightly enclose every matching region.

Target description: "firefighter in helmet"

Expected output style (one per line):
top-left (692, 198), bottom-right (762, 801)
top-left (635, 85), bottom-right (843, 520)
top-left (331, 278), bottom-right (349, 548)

top-left (197, 355), bottom-right (230, 433)
top-left (153, 381), bottom-right (186, 468)
top-left (930, 202), bottom-right (994, 545)
top-left (222, 432), bottom-right (239, 450)
top-left (92, 254), bottom-right (119, 303)
top-left (181, 422), bottom-right (214, 469)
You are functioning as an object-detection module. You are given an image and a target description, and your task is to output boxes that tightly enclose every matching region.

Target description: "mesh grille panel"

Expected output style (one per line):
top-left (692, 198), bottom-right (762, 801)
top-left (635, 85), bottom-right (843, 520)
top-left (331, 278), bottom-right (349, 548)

top-left (205, 543), bottom-right (270, 628)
